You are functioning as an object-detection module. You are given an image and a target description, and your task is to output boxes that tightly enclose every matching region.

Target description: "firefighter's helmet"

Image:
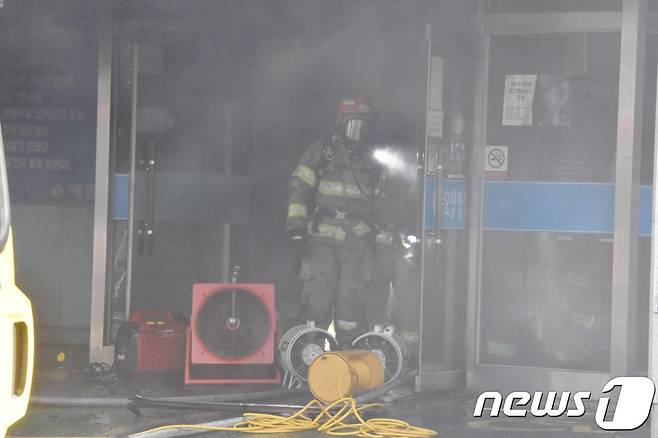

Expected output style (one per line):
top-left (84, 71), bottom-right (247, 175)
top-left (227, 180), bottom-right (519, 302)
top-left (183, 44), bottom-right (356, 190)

top-left (336, 95), bottom-right (376, 148)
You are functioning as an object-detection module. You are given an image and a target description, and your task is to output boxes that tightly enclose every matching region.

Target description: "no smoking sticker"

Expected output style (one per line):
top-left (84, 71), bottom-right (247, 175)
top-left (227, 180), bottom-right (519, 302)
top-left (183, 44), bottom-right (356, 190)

top-left (485, 146), bottom-right (508, 179)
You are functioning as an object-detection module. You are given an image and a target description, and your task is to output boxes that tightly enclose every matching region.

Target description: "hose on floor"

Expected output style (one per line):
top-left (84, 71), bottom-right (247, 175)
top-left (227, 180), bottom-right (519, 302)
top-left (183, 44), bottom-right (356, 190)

top-left (130, 372), bottom-right (435, 438)
top-left (31, 388), bottom-right (309, 408)
top-left (131, 396), bottom-right (437, 438)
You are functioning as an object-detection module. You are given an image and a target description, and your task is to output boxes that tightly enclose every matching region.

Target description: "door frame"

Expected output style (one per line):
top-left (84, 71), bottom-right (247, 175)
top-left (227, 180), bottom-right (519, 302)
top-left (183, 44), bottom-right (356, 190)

top-left (89, 2), bottom-right (113, 364)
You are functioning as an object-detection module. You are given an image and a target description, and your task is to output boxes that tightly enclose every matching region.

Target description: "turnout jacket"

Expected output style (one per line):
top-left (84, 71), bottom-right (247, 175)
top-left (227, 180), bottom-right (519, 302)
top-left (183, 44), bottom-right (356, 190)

top-left (286, 135), bottom-right (384, 242)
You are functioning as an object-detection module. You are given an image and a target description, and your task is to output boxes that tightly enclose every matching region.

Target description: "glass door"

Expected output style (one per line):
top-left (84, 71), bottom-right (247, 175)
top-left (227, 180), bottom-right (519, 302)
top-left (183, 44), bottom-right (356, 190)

top-left (470, 30), bottom-right (620, 393)
top-left (102, 28), bottom-right (254, 346)
top-left (416, 25), bottom-right (468, 391)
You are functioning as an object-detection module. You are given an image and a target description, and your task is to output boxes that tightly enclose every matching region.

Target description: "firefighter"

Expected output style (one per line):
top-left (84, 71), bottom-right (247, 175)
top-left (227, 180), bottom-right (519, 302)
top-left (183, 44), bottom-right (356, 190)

top-left (286, 95), bottom-right (384, 347)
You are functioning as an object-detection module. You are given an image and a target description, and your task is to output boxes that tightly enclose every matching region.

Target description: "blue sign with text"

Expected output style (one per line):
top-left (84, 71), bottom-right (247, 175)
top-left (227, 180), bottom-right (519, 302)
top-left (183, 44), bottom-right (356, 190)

top-left (426, 180), bottom-right (652, 236)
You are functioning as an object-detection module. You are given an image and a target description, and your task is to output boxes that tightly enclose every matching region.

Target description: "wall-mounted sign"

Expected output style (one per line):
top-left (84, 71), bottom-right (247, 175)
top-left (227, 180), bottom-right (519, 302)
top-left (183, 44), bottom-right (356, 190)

top-left (485, 145), bottom-right (508, 179)
top-left (429, 56), bottom-right (443, 111)
top-left (424, 179), bottom-right (465, 230)
top-left (428, 109), bottom-right (444, 138)
top-left (0, 26), bottom-right (97, 203)
top-left (427, 56), bottom-right (444, 138)
top-left (424, 180), bottom-right (653, 236)
top-left (502, 74), bottom-right (537, 126)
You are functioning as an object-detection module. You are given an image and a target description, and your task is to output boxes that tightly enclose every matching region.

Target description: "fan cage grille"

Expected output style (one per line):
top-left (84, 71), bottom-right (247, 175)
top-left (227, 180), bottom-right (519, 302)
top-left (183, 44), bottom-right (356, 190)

top-left (287, 331), bottom-right (338, 381)
top-left (196, 287), bottom-right (271, 359)
top-left (352, 335), bottom-right (402, 383)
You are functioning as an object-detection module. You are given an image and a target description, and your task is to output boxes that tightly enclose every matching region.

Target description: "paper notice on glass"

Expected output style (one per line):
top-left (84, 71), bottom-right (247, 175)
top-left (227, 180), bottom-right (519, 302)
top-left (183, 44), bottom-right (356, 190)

top-left (502, 74), bottom-right (537, 126)
top-left (429, 56), bottom-right (444, 110)
top-left (428, 109), bottom-right (444, 138)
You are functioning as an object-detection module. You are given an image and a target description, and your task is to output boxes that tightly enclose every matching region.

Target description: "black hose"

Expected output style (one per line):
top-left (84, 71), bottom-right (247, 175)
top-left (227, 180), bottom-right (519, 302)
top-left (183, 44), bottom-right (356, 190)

top-left (31, 396), bottom-right (128, 407)
top-left (128, 394), bottom-right (387, 416)
top-left (123, 416), bottom-right (245, 438)
top-left (31, 387), bottom-right (309, 408)
top-left (120, 372), bottom-right (416, 438)
top-left (154, 388), bottom-right (308, 403)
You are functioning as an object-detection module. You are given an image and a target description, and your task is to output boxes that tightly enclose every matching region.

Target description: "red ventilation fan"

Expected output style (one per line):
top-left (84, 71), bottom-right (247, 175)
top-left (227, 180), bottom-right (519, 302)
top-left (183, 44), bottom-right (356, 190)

top-left (184, 283), bottom-right (280, 384)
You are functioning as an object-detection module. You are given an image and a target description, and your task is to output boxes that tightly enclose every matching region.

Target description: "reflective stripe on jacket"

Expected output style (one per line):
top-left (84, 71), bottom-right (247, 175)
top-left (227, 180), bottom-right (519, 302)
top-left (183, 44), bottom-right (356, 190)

top-left (286, 137), bottom-right (383, 239)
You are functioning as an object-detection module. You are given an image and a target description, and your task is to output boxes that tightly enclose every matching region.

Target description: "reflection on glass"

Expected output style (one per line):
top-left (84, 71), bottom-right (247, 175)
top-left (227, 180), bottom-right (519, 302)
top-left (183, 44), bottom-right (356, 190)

top-left (481, 233), bottom-right (611, 371)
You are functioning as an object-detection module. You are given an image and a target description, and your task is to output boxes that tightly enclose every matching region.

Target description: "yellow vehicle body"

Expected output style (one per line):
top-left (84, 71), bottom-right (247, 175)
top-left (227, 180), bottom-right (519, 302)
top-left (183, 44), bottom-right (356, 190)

top-left (0, 122), bottom-right (34, 437)
top-left (0, 231), bottom-right (33, 437)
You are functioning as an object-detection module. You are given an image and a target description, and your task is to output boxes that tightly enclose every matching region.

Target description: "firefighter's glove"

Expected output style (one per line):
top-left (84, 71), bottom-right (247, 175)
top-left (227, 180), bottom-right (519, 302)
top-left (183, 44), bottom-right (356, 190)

top-left (290, 229), bottom-right (308, 275)
top-left (291, 230), bottom-right (308, 256)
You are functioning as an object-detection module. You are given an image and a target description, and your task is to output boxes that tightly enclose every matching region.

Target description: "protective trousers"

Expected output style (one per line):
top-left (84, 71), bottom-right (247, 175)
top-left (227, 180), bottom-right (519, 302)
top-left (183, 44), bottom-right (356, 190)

top-left (299, 234), bottom-right (371, 347)
top-left (368, 240), bottom-right (420, 346)
top-left (390, 256), bottom-right (420, 346)
top-left (367, 240), bottom-right (396, 327)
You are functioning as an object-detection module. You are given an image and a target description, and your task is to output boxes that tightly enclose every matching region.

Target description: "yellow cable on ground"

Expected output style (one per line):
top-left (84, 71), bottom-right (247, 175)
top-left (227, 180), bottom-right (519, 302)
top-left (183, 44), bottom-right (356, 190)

top-left (134, 397), bottom-right (438, 438)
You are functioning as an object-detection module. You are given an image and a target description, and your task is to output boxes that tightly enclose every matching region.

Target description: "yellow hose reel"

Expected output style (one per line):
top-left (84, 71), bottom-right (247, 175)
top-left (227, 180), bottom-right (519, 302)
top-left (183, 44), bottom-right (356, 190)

top-left (307, 350), bottom-right (384, 403)
top-left (139, 350), bottom-right (438, 437)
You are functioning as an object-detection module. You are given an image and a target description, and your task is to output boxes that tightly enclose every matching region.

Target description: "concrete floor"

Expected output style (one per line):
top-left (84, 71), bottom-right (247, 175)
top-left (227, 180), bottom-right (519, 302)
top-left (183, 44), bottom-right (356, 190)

top-left (8, 367), bottom-right (652, 437)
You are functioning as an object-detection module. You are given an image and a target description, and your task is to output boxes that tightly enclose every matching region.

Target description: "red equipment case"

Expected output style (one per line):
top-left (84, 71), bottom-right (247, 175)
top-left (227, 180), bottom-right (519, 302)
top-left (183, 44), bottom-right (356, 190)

top-left (115, 310), bottom-right (187, 376)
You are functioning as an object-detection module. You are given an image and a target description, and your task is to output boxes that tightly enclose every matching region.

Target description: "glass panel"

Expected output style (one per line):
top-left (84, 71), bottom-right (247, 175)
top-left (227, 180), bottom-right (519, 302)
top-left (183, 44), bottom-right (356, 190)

top-left (479, 33), bottom-right (620, 371)
top-left (103, 33), bottom-right (254, 344)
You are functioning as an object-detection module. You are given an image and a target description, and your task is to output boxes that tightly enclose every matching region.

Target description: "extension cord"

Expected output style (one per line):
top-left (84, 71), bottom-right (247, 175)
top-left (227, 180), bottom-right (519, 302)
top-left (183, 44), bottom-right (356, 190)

top-left (135, 396), bottom-right (438, 437)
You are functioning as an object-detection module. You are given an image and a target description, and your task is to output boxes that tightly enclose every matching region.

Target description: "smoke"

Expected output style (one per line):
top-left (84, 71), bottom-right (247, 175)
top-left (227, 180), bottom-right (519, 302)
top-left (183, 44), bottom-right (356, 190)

top-left (372, 145), bottom-right (418, 185)
top-left (0, 0), bottom-right (476, 344)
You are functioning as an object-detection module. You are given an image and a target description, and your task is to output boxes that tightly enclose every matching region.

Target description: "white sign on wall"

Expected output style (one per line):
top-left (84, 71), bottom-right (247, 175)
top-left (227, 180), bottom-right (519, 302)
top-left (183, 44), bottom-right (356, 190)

top-left (485, 145), bottom-right (508, 179)
top-left (429, 56), bottom-right (444, 111)
top-left (428, 56), bottom-right (444, 138)
top-left (502, 74), bottom-right (537, 126)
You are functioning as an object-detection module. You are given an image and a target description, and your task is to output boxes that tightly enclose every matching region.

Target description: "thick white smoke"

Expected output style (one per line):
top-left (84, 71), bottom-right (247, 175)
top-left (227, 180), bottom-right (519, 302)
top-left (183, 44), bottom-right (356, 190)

top-left (372, 145), bottom-right (417, 184)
